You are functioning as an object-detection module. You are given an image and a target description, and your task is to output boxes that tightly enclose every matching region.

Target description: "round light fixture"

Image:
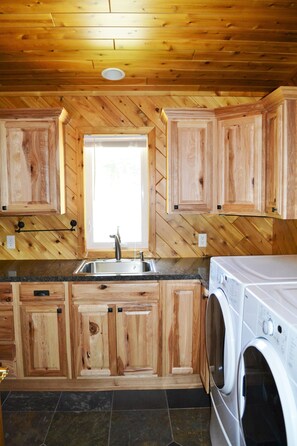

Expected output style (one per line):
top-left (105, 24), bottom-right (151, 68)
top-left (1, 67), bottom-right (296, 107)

top-left (101, 68), bottom-right (125, 81)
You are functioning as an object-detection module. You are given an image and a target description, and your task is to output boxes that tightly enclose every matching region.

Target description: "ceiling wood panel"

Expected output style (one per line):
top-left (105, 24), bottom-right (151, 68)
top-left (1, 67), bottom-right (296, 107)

top-left (0, 1), bottom-right (296, 93)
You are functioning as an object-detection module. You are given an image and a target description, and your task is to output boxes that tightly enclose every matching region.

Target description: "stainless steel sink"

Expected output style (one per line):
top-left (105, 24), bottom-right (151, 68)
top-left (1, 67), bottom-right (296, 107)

top-left (74, 258), bottom-right (157, 275)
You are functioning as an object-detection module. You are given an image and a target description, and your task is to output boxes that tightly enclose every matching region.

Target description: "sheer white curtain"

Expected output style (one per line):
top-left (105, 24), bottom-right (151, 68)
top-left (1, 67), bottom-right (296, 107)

top-left (83, 134), bottom-right (148, 250)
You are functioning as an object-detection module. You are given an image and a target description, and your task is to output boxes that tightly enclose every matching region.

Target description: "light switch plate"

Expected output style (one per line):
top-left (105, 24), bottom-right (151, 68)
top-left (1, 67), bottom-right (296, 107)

top-left (198, 233), bottom-right (207, 247)
top-left (6, 235), bottom-right (15, 249)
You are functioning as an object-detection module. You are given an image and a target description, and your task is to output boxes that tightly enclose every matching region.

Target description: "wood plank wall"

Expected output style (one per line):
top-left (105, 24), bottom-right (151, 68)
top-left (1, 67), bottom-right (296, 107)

top-left (0, 93), bottom-right (287, 260)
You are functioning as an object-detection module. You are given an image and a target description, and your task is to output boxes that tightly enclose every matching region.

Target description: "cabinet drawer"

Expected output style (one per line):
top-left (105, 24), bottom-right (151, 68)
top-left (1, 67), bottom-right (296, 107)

top-left (0, 309), bottom-right (14, 341)
top-left (0, 284), bottom-right (13, 304)
top-left (20, 283), bottom-right (65, 301)
top-left (71, 282), bottom-right (160, 303)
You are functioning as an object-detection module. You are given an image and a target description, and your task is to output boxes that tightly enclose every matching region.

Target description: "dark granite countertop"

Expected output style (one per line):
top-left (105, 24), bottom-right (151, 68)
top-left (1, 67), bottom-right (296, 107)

top-left (0, 257), bottom-right (210, 288)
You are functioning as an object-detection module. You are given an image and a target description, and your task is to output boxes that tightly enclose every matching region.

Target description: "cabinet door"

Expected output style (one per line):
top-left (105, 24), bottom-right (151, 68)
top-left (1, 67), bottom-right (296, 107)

top-left (265, 104), bottom-right (283, 217)
top-left (0, 108), bottom-right (67, 215)
top-left (0, 284), bottom-right (16, 377)
top-left (163, 281), bottom-right (201, 376)
top-left (164, 110), bottom-right (215, 213)
top-left (21, 304), bottom-right (67, 377)
top-left (72, 303), bottom-right (117, 377)
top-left (265, 100), bottom-right (297, 219)
top-left (217, 114), bottom-right (264, 215)
top-left (116, 302), bottom-right (160, 376)
top-left (199, 287), bottom-right (209, 393)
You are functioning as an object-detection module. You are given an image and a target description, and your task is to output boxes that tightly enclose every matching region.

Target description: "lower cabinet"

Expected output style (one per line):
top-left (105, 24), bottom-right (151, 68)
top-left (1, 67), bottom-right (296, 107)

top-left (0, 284), bottom-right (16, 377)
top-left (162, 280), bottom-right (201, 376)
top-left (2, 278), bottom-right (207, 391)
top-left (71, 282), bottom-right (161, 378)
top-left (19, 283), bottom-right (68, 377)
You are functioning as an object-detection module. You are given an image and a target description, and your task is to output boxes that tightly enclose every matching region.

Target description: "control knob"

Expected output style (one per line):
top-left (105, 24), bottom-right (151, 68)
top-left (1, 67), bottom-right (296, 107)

top-left (263, 319), bottom-right (274, 336)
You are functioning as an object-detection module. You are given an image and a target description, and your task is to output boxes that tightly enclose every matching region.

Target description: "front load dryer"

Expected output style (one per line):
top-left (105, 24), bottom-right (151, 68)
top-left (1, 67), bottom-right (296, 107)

top-left (207, 254), bottom-right (297, 446)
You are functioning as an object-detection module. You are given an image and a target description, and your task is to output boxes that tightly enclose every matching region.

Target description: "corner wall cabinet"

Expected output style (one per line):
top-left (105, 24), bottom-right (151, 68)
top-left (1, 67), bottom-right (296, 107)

top-left (163, 86), bottom-right (297, 219)
top-left (263, 88), bottom-right (297, 219)
top-left (0, 108), bottom-right (68, 215)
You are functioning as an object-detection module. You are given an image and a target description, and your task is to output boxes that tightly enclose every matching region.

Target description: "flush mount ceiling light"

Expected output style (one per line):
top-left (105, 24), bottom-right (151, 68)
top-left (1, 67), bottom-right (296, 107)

top-left (101, 68), bottom-right (125, 81)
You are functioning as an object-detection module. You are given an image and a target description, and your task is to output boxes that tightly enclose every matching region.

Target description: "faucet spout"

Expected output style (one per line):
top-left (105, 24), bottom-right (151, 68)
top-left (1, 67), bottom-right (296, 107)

top-left (109, 234), bottom-right (121, 261)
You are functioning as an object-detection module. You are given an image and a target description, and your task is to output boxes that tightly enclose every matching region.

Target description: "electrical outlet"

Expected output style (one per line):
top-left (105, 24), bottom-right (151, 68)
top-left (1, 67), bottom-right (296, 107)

top-left (198, 233), bottom-right (207, 248)
top-left (6, 235), bottom-right (15, 249)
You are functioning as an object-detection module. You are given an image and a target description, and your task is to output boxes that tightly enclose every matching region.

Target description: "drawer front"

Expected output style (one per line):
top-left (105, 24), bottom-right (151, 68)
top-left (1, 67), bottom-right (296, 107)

top-left (71, 282), bottom-right (160, 303)
top-left (0, 284), bottom-right (13, 304)
top-left (20, 283), bottom-right (65, 301)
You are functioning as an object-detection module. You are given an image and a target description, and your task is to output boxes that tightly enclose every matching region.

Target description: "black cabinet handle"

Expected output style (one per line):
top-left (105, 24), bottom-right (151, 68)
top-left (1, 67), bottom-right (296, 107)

top-left (108, 308), bottom-right (113, 313)
top-left (174, 205), bottom-right (179, 210)
top-left (272, 207), bottom-right (277, 212)
top-left (99, 284), bottom-right (107, 290)
top-left (34, 290), bottom-right (50, 296)
top-left (1, 206), bottom-right (7, 211)
top-left (217, 205), bottom-right (222, 210)
top-left (57, 308), bottom-right (62, 314)
top-left (118, 308), bottom-right (123, 312)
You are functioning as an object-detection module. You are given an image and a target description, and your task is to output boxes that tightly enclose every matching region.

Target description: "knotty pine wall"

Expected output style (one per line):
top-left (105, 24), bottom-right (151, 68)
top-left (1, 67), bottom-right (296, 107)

top-left (0, 93), bottom-right (294, 260)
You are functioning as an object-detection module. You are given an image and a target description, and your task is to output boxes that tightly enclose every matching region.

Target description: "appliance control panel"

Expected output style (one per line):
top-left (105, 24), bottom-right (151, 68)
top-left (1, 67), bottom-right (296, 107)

top-left (258, 305), bottom-right (288, 359)
top-left (209, 262), bottom-right (242, 314)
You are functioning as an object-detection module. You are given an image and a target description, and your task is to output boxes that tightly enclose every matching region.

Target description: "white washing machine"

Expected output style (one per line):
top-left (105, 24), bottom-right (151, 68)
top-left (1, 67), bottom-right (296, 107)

top-left (239, 283), bottom-right (297, 445)
top-left (207, 254), bottom-right (297, 446)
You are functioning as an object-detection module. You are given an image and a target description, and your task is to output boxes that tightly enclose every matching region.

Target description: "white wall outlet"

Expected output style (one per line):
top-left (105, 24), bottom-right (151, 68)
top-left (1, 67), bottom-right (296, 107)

top-left (198, 233), bottom-right (207, 248)
top-left (6, 235), bottom-right (15, 249)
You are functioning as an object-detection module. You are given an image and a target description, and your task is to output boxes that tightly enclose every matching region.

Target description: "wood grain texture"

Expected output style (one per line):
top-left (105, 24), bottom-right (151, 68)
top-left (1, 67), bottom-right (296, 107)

top-left (0, 1), bottom-right (296, 93)
top-left (0, 93), bottom-right (289, 260)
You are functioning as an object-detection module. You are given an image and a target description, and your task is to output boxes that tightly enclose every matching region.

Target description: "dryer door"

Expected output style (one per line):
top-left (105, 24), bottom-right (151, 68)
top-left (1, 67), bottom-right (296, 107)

top-left (206, 288), bottom-right (236, 395)
top-left (238, 338), bottom-right (297, 446)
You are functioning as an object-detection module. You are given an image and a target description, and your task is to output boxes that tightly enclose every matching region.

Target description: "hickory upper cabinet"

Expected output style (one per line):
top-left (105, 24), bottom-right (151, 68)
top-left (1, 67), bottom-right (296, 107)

top-left (263, 87), bottom-right (297, 219)
top-left (162, 109), bottom-right (216, 213)
top-left (0, 108), bottom-right (68, 215)
top-left (162, 105), bottom-right (264, 216)
top-left (215, 103), bottom-right (264, 215)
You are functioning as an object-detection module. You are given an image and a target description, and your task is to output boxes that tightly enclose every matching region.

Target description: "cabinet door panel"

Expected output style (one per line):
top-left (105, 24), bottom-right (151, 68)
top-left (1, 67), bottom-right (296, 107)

top-left (164, 281), bottom-right (200, 376)
top-left (116, 303), bottom-right (160, 376)
top-left (73, 304), bottom-right (117, 377)
top-left (163, 109), bottom-right (216, 214)
top-left (21, 304), bottom-right (67, 377)
top-left (217, 114), bottom-right (263, 215)
top-left (0, 108), bottom-right (67, 215)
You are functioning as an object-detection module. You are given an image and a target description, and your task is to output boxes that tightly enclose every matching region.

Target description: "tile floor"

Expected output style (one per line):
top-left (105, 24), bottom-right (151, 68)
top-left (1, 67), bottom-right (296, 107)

top-left (1, 388), bottom-right (211, 446)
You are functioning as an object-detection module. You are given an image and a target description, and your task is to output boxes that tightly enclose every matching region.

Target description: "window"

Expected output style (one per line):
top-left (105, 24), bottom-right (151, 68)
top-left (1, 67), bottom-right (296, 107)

top-left (84, 134), bottom-right (148, 251)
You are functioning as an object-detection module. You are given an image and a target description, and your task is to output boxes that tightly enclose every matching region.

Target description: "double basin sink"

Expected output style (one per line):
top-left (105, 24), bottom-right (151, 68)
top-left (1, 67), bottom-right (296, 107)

top-left (74, 258), bottom-right (157, 275)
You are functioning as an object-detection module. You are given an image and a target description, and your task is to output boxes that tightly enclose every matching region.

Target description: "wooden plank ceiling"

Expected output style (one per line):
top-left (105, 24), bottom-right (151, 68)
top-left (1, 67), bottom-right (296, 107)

top-left (0, 0), bottom-right (296, 94)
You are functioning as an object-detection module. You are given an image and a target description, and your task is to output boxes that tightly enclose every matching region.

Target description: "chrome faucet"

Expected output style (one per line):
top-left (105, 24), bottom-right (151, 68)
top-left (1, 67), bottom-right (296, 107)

top-left (110, 228), bottom-right (121, 261)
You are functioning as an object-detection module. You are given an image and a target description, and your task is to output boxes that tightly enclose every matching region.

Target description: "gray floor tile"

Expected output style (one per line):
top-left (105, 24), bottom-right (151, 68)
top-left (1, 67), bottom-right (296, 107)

top-left (170, 408), bottom-right (211, 446)
top-left (3, 411), bottom-right (52, 446)
top-left (45, 411), bottom-right (110, 446)
top-left (2, 392), bottom-right (61, 412)
top-left (113, 389), bottom-right (167, 410)
top-left (57, 391), bottom-right (113, 412)
top-left (110, 409), bottom-right (172, 446)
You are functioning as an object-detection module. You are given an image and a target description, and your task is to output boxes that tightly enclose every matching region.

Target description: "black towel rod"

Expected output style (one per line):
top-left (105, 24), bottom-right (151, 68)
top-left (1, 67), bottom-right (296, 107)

top-left (15, 220), bottom-right (77, 233)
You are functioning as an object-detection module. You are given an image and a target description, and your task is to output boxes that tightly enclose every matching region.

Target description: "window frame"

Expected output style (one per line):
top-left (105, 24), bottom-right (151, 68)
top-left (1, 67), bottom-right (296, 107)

top-left (77, 127), bottom-right (156, 259)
